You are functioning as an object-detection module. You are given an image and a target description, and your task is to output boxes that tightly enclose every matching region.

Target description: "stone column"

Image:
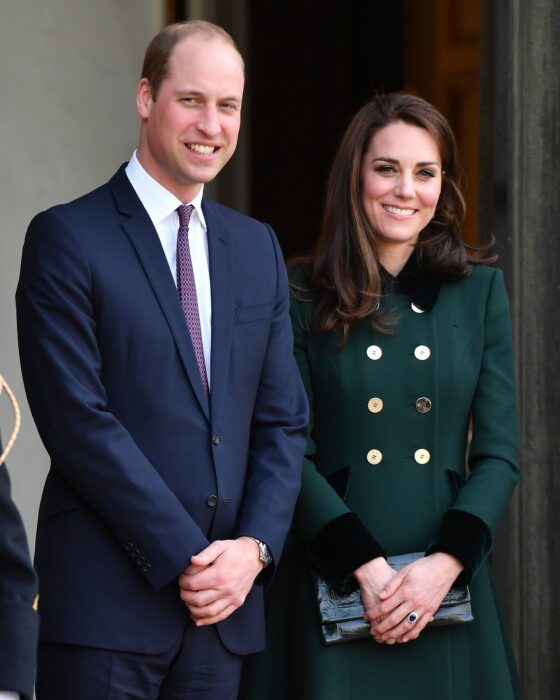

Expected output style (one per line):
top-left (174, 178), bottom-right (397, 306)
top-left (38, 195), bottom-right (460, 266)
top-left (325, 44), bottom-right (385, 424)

top-left (0, 0), bottom-right (163, 556)
top-left (480, 1), bottom-right (560, 697)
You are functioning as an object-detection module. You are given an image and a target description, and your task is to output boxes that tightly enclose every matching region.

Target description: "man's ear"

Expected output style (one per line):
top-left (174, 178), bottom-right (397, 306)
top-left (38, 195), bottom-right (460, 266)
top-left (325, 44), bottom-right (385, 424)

top-left (136, 78), bottom-right (153, 119)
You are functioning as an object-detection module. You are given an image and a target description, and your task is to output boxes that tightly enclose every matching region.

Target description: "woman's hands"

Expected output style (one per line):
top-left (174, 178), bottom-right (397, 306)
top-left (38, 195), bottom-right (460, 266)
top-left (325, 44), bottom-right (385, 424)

top-left (354, 556), bottom-right (398, 641)
top-left (359, 552), bottom-right (464, 644)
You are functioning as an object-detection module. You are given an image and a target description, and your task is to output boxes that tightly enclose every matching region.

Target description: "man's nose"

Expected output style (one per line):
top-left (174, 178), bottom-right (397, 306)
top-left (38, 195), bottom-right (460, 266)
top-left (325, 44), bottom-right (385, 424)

top-left (197, 106), bottom-right (220, 136)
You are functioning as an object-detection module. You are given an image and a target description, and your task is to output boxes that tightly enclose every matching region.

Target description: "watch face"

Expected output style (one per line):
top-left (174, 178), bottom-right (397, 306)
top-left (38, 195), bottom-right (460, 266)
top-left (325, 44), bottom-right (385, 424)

top-left (259, 542), bottom-right (272, 566)
top-left (250, 537), bottom-right (272, 566)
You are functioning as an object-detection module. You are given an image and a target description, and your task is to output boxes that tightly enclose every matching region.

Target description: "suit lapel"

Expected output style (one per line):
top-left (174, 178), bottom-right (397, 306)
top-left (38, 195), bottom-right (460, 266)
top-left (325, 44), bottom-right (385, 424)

top-left (109, 166), bottom-right (210, 420)
top-left (204, 200), bottom-right (233, 428)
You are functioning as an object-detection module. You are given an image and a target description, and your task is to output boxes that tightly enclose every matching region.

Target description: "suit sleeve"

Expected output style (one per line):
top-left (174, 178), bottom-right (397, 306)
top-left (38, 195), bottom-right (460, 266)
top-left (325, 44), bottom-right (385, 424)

top-left (16, 211), bottom-right (209, 591)
top-left (0, 455), bottom-right (38, 700)
top-left (290, 295), bottom-right (386, 592)
top-left (426, 269), bottom-right (520, 582)
top-left (233, 227), bottom-right (309, 577)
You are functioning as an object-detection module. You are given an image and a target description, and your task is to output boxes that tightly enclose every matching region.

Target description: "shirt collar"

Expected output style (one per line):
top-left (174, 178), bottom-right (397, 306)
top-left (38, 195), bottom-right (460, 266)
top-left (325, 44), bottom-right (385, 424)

top-left (125, 151), bottom-right (206, 230)
top-left (381, 250), bottom-right (442, 311)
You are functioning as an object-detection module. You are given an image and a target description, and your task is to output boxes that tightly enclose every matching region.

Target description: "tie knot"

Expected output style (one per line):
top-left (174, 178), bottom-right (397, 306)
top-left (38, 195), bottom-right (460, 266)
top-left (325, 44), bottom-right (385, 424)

top-left (177, 204), bottom-right (194, 231)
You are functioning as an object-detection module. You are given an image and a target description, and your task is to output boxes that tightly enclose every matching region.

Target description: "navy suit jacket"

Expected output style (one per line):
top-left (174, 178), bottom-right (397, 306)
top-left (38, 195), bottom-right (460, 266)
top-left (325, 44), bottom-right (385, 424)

top-left (16, 165), bottom-right (308, 655)
top-left (0, 435), bottom-right (38, 700)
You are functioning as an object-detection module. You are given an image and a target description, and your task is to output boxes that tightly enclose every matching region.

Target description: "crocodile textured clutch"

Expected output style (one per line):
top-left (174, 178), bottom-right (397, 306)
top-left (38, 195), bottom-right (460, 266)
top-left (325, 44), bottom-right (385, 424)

top-left (313, 551), bottom-right (473, 645)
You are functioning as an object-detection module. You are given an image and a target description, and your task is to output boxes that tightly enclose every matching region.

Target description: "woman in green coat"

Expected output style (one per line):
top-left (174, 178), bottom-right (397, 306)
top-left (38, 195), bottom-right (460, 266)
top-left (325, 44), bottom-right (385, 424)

top-left (244, 93), bottom-right (519, 700)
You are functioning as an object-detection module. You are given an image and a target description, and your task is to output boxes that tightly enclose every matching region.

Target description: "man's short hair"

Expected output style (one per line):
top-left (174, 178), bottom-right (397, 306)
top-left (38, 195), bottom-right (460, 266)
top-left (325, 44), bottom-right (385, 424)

top-left (141, 20), bottom-right (243, 100)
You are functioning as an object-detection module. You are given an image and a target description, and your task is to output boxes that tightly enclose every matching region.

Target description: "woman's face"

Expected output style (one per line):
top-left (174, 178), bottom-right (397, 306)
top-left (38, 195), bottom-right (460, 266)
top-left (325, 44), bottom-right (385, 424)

top-left (361, 121), bottom-right (443, 253)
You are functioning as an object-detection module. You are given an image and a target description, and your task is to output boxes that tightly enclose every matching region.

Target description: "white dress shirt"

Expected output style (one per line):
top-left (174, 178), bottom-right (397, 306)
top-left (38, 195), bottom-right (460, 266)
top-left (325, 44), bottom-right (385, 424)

top-left (125, 152), bottom-right (212, 386)
top-left (0, 692), bottom-right (19, 699)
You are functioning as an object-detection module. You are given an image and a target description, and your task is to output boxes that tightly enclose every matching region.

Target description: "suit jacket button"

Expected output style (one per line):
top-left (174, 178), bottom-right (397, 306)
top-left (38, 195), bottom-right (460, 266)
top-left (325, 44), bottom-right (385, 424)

top-left (368, 397), bottom-right (384, 413)
top-left (415, 397), bottom-right (432, 413)
top-left (207, 495), bottom-right (218, 507)
top-left (212, 435), bottom-right (221, 445)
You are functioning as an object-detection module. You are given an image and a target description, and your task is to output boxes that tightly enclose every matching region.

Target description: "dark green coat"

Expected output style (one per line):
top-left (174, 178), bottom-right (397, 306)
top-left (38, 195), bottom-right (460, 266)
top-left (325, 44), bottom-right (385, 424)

top-left (245, 261), bottom-right (519, 700)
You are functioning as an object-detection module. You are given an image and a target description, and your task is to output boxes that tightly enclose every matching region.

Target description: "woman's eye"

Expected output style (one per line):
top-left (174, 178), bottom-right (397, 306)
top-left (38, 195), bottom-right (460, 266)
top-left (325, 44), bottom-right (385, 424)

top-left (375, 165), bottom-right (395, 174)
top-left (418, 169), bottom-right (436, 178)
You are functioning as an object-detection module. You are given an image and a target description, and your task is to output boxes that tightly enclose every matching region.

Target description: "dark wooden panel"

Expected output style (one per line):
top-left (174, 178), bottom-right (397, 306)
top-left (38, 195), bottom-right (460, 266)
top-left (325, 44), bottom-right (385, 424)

top-left (404, 0), bottom-right (480, 246)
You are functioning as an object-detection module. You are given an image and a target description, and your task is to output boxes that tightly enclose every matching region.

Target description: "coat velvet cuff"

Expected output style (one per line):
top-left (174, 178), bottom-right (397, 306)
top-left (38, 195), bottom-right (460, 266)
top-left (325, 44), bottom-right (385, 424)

top-left (308, 512), bottom-right (386, 592)
top-left (425, 509), bottom-right (492, 584)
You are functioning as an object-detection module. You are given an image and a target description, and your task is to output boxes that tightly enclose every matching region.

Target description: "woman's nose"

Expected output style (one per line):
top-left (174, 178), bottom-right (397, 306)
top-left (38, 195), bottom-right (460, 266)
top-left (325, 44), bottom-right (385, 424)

top-left (394, 173), bottom-right (415, 198)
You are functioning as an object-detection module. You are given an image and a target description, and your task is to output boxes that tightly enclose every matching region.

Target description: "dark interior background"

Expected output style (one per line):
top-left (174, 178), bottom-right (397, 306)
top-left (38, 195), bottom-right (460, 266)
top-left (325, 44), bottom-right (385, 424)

top-left (247, 1), bottom-right (404, 258)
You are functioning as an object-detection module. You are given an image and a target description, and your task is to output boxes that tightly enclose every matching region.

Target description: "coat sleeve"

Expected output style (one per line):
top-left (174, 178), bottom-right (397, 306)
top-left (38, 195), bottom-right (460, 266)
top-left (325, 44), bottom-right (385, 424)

top-left (233, 227), bottom-right (309, 578)
top-left (0, 455), bottom-right (38, 700)
top-left (16, 210), bottom-right (210, 591)
top-left (290, 296), bottom-right (386, 592)
top-left (426, 268), bottom-right (520, 583)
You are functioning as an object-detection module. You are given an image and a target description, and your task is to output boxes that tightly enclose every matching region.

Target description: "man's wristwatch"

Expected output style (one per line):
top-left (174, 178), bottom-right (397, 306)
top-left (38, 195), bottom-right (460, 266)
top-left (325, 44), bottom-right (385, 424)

top-left (250, 537), bottom-right (273, 567)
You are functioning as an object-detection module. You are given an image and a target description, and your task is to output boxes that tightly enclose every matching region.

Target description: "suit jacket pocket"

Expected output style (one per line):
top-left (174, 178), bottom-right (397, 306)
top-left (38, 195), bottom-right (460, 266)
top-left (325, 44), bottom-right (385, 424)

top-left (38, 470), bottom-right (88, 521)
top-left (235, 303), bottom-right (274, 324)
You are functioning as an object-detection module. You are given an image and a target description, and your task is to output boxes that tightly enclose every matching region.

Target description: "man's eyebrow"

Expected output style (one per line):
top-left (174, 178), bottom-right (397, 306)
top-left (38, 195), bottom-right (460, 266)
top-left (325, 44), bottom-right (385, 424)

top-left (174, 89), bottom-right (241, 103)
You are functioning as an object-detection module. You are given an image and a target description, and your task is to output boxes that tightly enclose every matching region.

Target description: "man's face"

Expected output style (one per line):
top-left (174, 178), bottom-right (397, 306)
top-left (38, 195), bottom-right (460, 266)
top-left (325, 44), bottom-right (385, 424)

top-left (136, 35), bottom-right (244, 201)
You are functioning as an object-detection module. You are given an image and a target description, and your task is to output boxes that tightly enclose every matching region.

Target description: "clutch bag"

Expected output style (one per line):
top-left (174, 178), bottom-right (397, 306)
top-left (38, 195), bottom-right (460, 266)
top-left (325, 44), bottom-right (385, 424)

top-left (313, 551), bottom-right (473, 645)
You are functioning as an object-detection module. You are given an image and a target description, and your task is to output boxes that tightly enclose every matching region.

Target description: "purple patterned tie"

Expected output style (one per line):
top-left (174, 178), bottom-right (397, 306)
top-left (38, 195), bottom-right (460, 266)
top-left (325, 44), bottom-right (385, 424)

top-left (176, 204), bottom-right (209, 395)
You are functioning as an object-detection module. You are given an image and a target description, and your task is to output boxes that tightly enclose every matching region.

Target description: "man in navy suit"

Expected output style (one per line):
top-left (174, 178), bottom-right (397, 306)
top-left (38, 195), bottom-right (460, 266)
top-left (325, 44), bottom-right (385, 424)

top-left (16, 20), bottom-right (308, 699)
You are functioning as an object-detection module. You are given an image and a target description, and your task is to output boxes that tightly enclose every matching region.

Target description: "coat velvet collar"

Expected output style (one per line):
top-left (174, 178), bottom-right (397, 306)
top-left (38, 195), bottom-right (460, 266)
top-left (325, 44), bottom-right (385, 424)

top-left (381, 251), bottom-right (441, 311)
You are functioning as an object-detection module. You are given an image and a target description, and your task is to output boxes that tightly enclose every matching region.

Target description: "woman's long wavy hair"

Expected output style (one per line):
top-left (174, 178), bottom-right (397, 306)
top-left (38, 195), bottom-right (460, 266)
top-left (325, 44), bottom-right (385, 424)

top-left (293, 92), bottom-right (493, 339)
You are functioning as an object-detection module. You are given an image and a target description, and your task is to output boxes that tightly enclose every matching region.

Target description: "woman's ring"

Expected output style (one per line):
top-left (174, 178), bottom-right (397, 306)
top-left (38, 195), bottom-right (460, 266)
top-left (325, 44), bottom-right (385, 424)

top-left (407, 611), bottom-right (419, 624)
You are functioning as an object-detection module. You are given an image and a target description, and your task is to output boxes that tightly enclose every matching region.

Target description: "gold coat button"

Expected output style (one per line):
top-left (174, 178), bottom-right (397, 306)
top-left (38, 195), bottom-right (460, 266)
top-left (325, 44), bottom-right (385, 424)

top-left (415, 397), bottom-right (432, 413)
top-left (366, 345), bottom-right (382, 360)
top-left (368, 397), bottom-right (384, 413)
top-left (411, 302), bottom-right (425, 314)
top-left (367, 449), bottom-right (383, 465)
top-left (414, 345), bottom-right (431, 360)
top-left (414, 449), bottom-right (431, 464)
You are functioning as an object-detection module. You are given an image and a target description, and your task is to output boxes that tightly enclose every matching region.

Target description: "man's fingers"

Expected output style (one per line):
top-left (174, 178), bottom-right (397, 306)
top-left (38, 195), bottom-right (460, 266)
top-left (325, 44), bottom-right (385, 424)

top-left (188, 596), bottom-right (230, 620)
top-left (182, 561), bottom-right (208, 577)
top-left (190, 603), bottom-right (238, 627)
top-left (191, 540), bottom-right (227, 567)
top-left (179, 587), bottom-right (221, 608)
